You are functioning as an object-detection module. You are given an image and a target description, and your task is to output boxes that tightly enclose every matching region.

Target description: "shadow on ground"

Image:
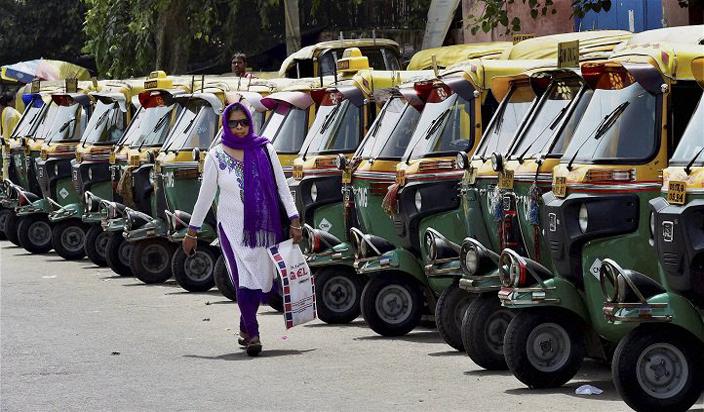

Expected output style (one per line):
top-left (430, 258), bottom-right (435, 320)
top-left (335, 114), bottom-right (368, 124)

top-left (184, 348), bottom-right (317, 361)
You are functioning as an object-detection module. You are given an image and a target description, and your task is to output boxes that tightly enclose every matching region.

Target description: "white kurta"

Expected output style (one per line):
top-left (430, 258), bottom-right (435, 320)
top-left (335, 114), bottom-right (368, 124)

top-left (188, 143), bottom-right (298, 292)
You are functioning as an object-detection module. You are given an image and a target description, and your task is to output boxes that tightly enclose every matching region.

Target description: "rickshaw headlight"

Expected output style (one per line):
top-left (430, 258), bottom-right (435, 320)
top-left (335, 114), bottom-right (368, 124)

top-left (464, 246), bottom-right (479, 275)
top-left (649, 211), bottom-right (655, 240)
top-left (578, 204), bottom-right (589, 233)
top-left (87, 167), bottom-right (93, 180)
top-left (149, 169), bottom-right (155, 185)
top-left (456, 152), bottom-right (467, 170)
top-left (414, 191), bottom-right (423, 211)
top-left (310, 183), bottom-right (318, 202)
top-left (53, 164), bottom-right (59, 176)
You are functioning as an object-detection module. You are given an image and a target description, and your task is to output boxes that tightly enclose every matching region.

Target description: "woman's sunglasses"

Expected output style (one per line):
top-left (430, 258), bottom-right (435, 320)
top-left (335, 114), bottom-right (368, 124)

top-left (227, 119), bottom-right (250, 128)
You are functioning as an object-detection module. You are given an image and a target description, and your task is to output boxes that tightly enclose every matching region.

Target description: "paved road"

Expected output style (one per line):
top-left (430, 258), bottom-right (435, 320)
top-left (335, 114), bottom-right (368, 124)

top-left (1, 240), bottom-right (701, 411)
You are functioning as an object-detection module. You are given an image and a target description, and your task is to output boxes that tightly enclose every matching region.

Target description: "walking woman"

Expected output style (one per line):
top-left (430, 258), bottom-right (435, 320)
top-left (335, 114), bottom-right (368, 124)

top-left (183, 102), bottom-right (301, 356)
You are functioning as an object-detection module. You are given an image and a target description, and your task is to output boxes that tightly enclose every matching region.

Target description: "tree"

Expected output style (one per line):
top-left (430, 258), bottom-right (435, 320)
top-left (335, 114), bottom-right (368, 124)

top-left (465, 0), bottom-right (696, 35)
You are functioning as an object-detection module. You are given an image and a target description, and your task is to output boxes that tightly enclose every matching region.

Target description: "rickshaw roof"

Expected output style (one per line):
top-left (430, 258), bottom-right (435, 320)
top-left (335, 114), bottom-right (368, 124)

top-left (277, 38), bottom-right (400, 77)
top-left (94, 79), bottom-right (145, 99)
top-left (693, 56), bottom-right (704, 88)
top-left (261, 91), bottom-right (315, 110)
top-left (609, 42), bottom-right (704, 81)
top-left (406, 42), bottom-right (513, 70)
top-left (490, 67), bottom-right (587, 101)
top-left (442, 59), bottom-right (555, 92)
top-left (501, 30), bottom-right (632, 60)
top-left (617, 25), bottom-right (704, 48)
top-left (351, 69), bottom-right (434, 96)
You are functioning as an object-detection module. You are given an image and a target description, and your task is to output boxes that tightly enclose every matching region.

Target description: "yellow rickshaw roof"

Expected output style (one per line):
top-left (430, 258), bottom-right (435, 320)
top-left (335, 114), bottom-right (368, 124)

top-left (609, 42), bottom-right (704, 81)
top-left (278, 39), bottom-right (401, 77)
top-left (617, 25), bottom-right (704, 48)
top-left (407, 42), bottom-right (513, 70)
top-left (442, 59), bottom-right (556, 92)
top-left (692, 56), bottom-right (704, 88)
top-left (501, 30), bottom-right (632, 60)
top-left (352, 70), bottom-right (435, 96)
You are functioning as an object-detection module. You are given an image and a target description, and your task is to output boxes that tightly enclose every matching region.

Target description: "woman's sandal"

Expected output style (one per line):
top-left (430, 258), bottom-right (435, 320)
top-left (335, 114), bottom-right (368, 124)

top-left (246, 336), bottom-right (262, 357)
top-left (238, 331), bottom-right (250, 347)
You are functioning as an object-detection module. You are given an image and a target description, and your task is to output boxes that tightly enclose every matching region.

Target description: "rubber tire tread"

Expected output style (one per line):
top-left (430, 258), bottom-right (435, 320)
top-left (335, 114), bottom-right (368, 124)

top-left (84, 224), bottom-right (108, 267)
top-left (5, 210), bottom-right (21, 246)
top-left (131, 238), bottom-right (175, 284)
top-left (172, 245), bottom-right (216, 292)
top-left (462, 293), bottom-right (514, 370)
top-left (105, 232), bottom-right (133, 277)
top-left (315, 267), bottom-right (364, 324)
top-left (435, 284), bottom-right (472, 352)
top-left (213, 254), bottom-right (236, 301)
top-left (51, 219), bottom-right (87, 260)
top-left (360, 273), bottom-right (423, 337)
top-left (17, 216), bottom-right (53, 254)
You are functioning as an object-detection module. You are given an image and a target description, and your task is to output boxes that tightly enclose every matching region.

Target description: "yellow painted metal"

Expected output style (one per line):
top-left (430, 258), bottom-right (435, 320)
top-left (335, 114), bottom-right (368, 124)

top-left (500, 30), bottom-right (632, 60)
top-left (406, 42), bottom-right (513, 70)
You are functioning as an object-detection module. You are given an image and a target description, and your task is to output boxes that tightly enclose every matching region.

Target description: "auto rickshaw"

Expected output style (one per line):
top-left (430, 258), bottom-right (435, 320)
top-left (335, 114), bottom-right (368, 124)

top-left (97, 72), bottom-right (194, 277)
top-left (290, 48), bottom-right (427, 321)
top-left (13, 80), bottom-right (96, 255)
top-left (597, 56), bottom-right (704, 412)
top-left (278, 39), bottom-right (401, 78)
top-left (498, 42), bottom-right (704, 389)
top-left (0, 81), bottom-right (65, 244)
top-left (66, 80), bottom-right (144, 266)
top-left (406, 42), bottom-right (511, 70)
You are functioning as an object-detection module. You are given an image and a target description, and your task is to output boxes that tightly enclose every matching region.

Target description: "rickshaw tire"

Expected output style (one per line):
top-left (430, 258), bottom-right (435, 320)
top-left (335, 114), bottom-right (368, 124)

top-left (131, 238), bottom-right (175, 284)
top-left (5, 210), bottom-right (21, 246)
top-left (172, 244), bottom-right (216, 292)
top-left (612, 325), bottom-right (704, 412)
top-left (105, 232), bottom-right (133, 277)
top-left (51, 219), bottom-right (87, 260)
top-left (462, 293), bottom-right (514, 370)
top-left (0, 207), bottom-right (11, 240)
top-left (213, 254), bottom-right (236, 301)
top-left (84, 224), bottom-right (108, 267)
top-left (503, 308), bottom-right (585, 388)
top-left (268, 278), bottom-right (284, 312)
top-left (315, 267), bottom-right (364, 324)
top-left (435, 283), bottom-right (472, 352)
top-left (17, 215), bottom-right (53, 254)
top-left (360, 273), bottom-right (423, 337)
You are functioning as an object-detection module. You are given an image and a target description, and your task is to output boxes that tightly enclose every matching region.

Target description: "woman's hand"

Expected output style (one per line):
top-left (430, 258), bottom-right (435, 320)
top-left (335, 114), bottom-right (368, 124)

top-left (182, 235), bottom-right (197, 256)
top-left (290, 218), bottom-right (303, 244)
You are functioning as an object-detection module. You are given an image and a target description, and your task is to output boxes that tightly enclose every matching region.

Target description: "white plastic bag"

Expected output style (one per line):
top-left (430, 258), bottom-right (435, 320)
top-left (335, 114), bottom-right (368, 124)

top-left (268, 239), bottom-right (317, 328)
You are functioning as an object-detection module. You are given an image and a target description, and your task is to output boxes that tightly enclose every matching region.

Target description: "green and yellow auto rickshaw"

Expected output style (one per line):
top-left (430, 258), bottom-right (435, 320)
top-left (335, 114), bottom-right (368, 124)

top-left (69, 80), bottom-right (144, 266)
top-left (13, 81), bottom-right (96, 255)
top-left (498, 43), bottom-right (703, 389)
top-left (97, 72), bottom-right (193, 277)
top-left (598, 55), bottom-right (704, 412)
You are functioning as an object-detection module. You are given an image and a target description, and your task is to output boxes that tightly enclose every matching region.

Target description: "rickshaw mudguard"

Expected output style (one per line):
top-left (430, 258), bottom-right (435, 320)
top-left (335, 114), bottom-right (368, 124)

top-left (357, 247), bottom-right (427, 285)
top-left (459, 267), bottom-right (502, 294)
top-left (307, 241), bottom-right (355, 268)
top-left (15, 198), bottom-right (49, 216)
top-left (82, 211), bottom-right (105, 224)
top-left (124, 218), bottom-right (168, 243)
top-left (500, 276), bottom-right (590, 322)
top-left (610, 292), bottom-right (704, 342)
top-left (102, 217), bottom-right (126, 232)
top-left (48, 202), bottom-right (82, 222)
top-left (427, 276), bottom-right (456, 296)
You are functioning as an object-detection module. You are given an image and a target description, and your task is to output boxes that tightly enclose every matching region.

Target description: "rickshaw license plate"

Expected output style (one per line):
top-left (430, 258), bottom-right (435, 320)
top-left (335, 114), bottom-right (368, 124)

top-left (498, 170), bottom-right (514, 189)
top-left (667, 181), bottom-right (686, 205)
top-left (553, 176), bottom-right (567, 198)
top-left (342, 170), bottom-right (352, 184)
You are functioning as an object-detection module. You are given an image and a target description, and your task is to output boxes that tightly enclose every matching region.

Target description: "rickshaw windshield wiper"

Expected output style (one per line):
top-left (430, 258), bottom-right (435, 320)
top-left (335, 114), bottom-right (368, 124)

top-left (404, 108), bottom-right (450, 164)
top-left (517, 105), bottom-right (568, 162)
top-left (320, 104), bottom-right (341, 133)
top-left (684, 145), bottom-right (704, 174)
top-left (152, 112), bottom-right (171, 133)
top-left (83, 109), bottom-right (112, 147)
top-left (565, 101), bottom-right (629, 170)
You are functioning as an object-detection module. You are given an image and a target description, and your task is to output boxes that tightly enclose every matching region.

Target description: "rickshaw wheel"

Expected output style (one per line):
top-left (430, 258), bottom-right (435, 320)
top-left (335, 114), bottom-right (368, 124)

top-left (360, 273), bottom-right (423, 337)
top-left (17, 215), bottom-right (53, 254)
top-left (4, 210), bottom-right (21, 246)
top-left (504, 308), bottom-right (585, 388)
top-left (613, 325), bottom-right (703, 412)
top-left (172, 244), bottom-right (216, 292)
top-left (435, 283), bottom-right (473, 352)
top-left (213, 255), bottom-right (236, 301)
top-left (51, 219), bottom-right (87, 260)
top-left (268, 276), bottom-right (284, 312)
top-left (84, 224), bottom-right (109, 267)
top-left (315, 266), bottom-right (364, 324)
top-left (0, 207), bottom-right (11, 240)
top-left (462, 293), bottom-right (515, 369)
top-left (105, 232), bottom-right (133, 277)
top-left (131, 238), bottom-right (176, 284)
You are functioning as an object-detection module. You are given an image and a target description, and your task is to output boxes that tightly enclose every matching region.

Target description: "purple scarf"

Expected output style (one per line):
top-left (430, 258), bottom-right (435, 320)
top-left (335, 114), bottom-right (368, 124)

top-left (221, 103), bottom-right (283, 248)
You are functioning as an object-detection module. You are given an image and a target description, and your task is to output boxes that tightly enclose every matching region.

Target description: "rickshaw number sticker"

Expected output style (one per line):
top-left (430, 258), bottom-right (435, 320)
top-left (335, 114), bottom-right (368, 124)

top-left (59, 188), bottom-right (69, 199)
top-left (548, 213), bottom-right (557, 232)
top-left (667, 181), bottom-right (686, 205)
top-left (553, 176), bottom-right (567, 198)
top-left (498, 170), bottom-right (514, 189)
top-left (662, 221), bottom-right (674, 242)
top-left (319, 218), bottom-right (332, 232)
top-left (588, 258), bottom-right (602, 280)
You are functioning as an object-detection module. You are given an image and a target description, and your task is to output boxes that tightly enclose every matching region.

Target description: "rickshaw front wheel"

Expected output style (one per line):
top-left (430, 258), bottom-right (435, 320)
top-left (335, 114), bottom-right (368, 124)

top-left (172, 244), bottom-right (217, 292)
top-left (213, 254), bottom-right (236, 301)
top-left (462, 293), bottom-right (515, 370)
top-left (51, 219), bottom-right (87, 260)
top-left (315, 267), bottom-right (364, 324)
top-left (17, 215), bottom-right (53, 254)
top-left (504, 308), bottom-right (585, 388)
top-left (613, 325), bottom-right (703, 412)
top-left (435, 283), bottom-right (473, 352)
top-left (84, 224), bottom-right (109, 267)
top-left (4, 210), bottom-right (21, 246)
top-left (131, 238), bottom-right (176, 284)
top-left (360, 273), bottom-right (424, 337)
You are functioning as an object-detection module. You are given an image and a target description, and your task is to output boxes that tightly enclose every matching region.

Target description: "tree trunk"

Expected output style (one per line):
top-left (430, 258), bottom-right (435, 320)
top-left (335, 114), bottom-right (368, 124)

top-left (154, 1), bottom-right (191, 74)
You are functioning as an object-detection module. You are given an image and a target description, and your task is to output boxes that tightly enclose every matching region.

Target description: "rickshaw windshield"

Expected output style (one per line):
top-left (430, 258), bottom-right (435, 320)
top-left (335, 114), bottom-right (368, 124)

top-left (41, 103), bottom-right (87, 143)
top-left (406, 94), bottom-right (473, 160)
top-left (474, 85), bottom-right (535, 160)
top-left (81, 100), bottom-right (126, 145)
top-left (11, 101), bottom-right (45, 138)
top-left (266, 105), bottom-right (308, 154)
top-left (669, 96), bottom-right (704, 167)
top-left (358, 97), bottom-right (420, 160)
top-left (128, 104), bottom-right (181, 147)
top-left (304, 100), bottom-right (361, 155)
top-left (298, 104), bottom-right (335, 155)
top-left (162, 106), bottom-right (218, 151)
top-left (562, 82), bottom-right (657, 164)
top-left (509, 80), bottom-right (583, 160)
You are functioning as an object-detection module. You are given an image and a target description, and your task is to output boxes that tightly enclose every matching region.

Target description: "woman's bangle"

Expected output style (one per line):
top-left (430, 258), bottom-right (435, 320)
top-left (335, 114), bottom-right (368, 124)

top-left (185, 233), bottom-right (197, 239)
top-left (290, 225), bottom-right (302, 230)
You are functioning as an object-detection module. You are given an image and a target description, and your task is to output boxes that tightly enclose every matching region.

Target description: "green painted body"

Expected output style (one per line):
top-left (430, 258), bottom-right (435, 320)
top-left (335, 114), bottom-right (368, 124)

top-left (357, 247), bottom-right (425, 282)
top-left (419, 208), bottom-right (466, 294)
top-left (82, 180), bottom-right (113, 223)
top-left (312, 202), bottom-right (348, 245)
top-left (103, 217), bottom-right (126, 232)
top-left (15, 198), bottom-right (48, 217)
top-left (161, 165), bottom-right (200, 215)
top-left (353, 179), bottom-right (400, 244)
top-left (49, 202), bottom-right (82, 222)
top-left (513, 180), bottom-right (554, 269)
top-left (307, 241), bottom-right (354, 268)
